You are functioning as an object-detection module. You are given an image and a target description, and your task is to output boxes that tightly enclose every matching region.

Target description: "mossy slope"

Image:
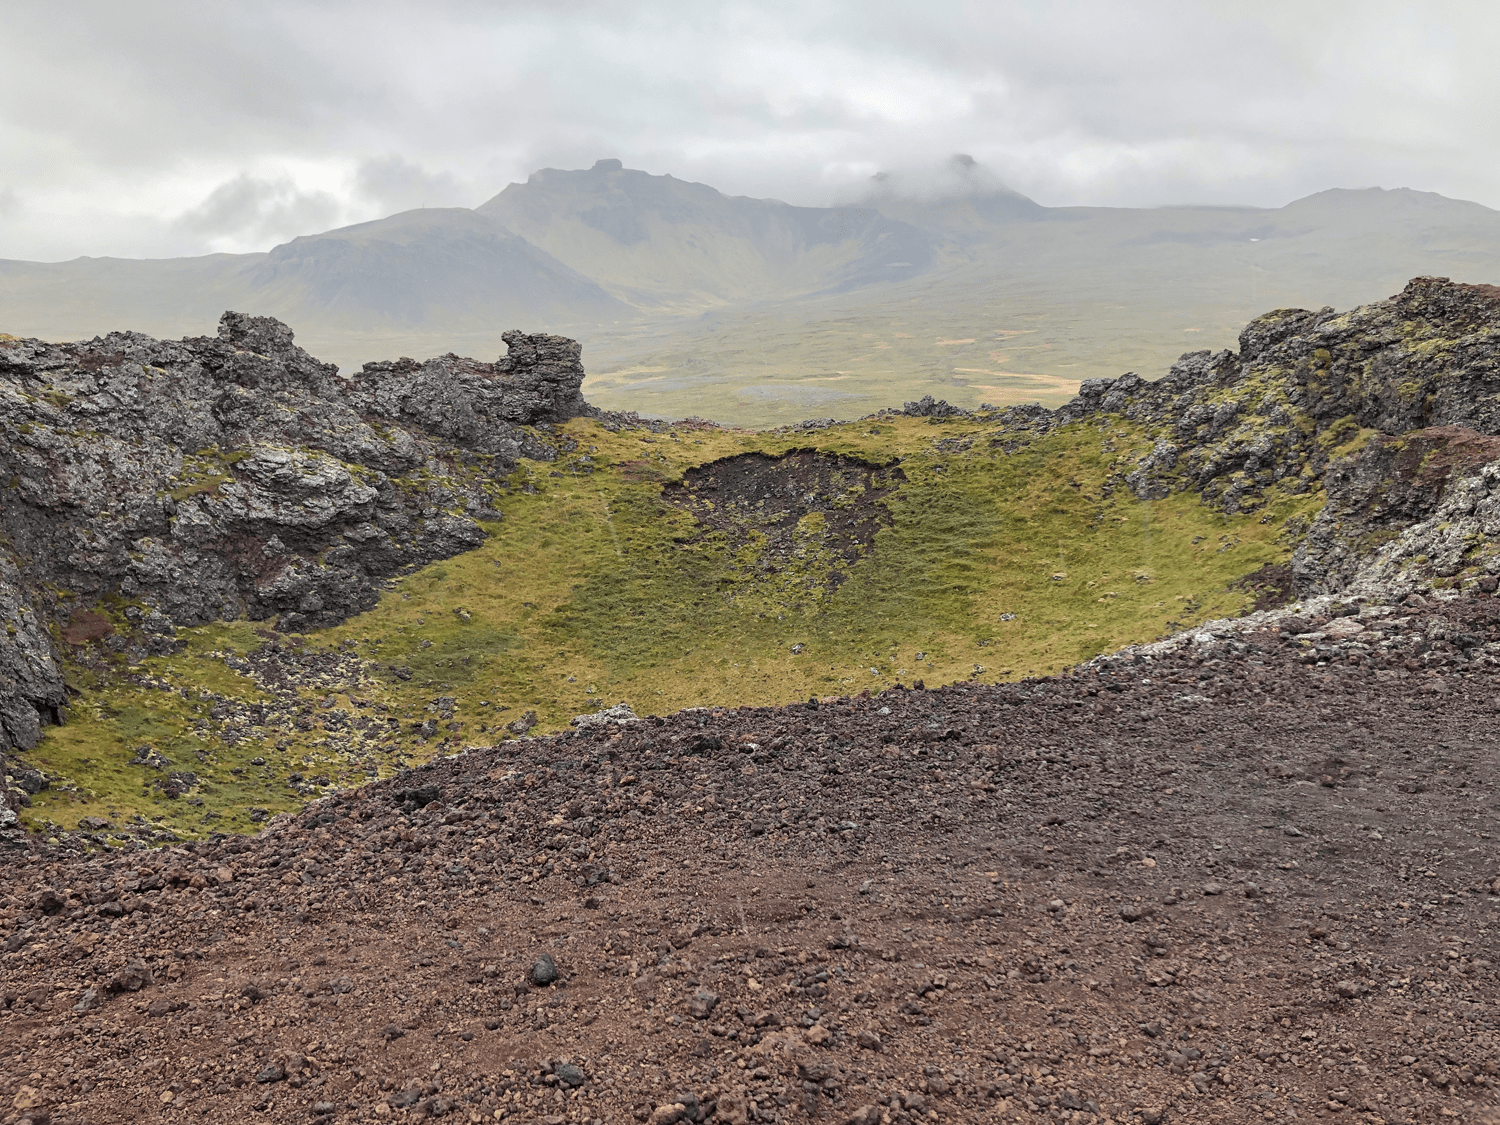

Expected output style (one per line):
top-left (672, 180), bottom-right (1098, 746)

top-left (16, 411), bottom-right (1313, 842)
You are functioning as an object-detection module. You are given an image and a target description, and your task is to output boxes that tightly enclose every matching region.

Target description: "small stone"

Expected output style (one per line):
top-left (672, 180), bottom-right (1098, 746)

top-left (648, 1103), bottom-right (687, 1125)
top-left (687, 989), bottom-right (719, 1019)
top-left (530, 953), bottom-right (559, 987)
top-left (388, 1089), bottom-right (422, 1108)
top-left (805, 1024), bottom-right (831, 1046)
top-left (554, 1063), bottom-right (586, 1088)
top-left (1047, 898), bottom-right (1065, 912)
top-left (1201, 882), bottom-right (1224, 896)
top-left (857, 1029), bottom-right (883, 1052)
top-left (312, 1102), bottom-right (336, 1116)
top-left (72, 988), bottom-right (100, 1013)
top-left (1334, 979), bottom-right (1366, 999)
top-left (256, 1064), bottom-right (286, 1084)
top-left (1119, 903), bottom-right (1152, 923)
top-left (110, 958), bottom-right (153, 992)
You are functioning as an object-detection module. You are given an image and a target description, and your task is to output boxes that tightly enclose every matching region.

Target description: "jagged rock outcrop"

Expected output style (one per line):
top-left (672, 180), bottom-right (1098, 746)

top-left (0, 312), bottom-right (591, 759)
top-left (982, 277), bottom-right (1500, 601)
top-left (1293, 426), bottom-right (1500, 593)
top-left (1008, 276), bottom-right (1500, 516)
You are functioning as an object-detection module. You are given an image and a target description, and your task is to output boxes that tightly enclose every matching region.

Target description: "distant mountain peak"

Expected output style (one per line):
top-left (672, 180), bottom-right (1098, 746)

top-left (476, 162), bottom-right (937, 304)
top-left (863, 153), bottom-right (1036, 204)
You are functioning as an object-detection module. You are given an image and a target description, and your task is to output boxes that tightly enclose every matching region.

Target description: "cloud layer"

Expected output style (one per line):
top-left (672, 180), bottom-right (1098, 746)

top-left (1, 0), bottom-right (1497, 260)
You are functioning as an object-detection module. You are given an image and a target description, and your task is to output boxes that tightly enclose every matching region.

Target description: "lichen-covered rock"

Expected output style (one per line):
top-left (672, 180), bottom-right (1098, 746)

top-left (1294, 426), bottom-right (1500, 593)
top-left (1011, 276), bottom-right (1500, 518)
top-left (1336, 455), bottom-right (1500, 600)
top-left (0, 312), bottom-right (591, 751)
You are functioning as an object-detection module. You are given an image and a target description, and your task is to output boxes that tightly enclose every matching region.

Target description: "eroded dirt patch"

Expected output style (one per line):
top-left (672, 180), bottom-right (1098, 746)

top-left (662, 450), bottom-right (904, 603)
top-left (1230, 563), bottom-right (1296, 612)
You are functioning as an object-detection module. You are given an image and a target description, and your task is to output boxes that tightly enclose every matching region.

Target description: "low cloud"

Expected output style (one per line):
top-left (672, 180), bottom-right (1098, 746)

top-left (1, 1), bottom-right (1498, 260)
top-left (859, 153), bottom-right (1028, 203)
top-left (353, 155), bottom-right (473, 215)
top-left (172, 174), bottom-right (344, 254)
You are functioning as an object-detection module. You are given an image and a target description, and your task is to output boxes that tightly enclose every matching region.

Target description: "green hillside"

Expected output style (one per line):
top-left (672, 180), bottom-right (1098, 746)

top-left (18, 411), bottom-right (1318, 844)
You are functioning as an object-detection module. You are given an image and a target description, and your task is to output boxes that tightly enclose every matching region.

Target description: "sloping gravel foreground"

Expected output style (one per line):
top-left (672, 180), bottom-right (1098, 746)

top-left (5, 595), bottom-right (1500, 1125)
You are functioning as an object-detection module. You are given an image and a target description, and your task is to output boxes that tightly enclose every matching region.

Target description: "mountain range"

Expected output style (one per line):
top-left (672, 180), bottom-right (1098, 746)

top-left (4, 159), bottom-right (1500, 425)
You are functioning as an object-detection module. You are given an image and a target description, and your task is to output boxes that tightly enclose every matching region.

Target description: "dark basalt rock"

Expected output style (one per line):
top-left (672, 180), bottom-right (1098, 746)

top-left (1014, 276), bottom-right (1500, 517)
top-left (0, 313), bottom-right (592, 759)
top-left (1294, 426), bottom-right (1500, 593)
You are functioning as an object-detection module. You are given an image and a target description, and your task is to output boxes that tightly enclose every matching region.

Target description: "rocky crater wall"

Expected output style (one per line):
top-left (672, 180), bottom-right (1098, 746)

top-left (0, 313), bottom-right (592, 762)
top-left (8, 277), bottom-right (1500, 819)
top-left (989, 276), bottom-right (1500, 517)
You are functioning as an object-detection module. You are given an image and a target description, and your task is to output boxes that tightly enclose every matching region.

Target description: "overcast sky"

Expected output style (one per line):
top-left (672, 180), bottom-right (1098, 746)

top-left (2, 0), bottom-right (1497, 261)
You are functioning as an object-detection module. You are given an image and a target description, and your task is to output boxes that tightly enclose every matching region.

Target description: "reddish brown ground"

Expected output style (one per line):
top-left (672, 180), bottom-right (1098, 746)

top-left (6, 598), bottom-right (1500, 1125)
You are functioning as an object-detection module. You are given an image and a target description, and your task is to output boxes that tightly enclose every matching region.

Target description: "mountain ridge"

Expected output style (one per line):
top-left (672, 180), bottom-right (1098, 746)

top-left (5, 166), bottom-right (1500, 432)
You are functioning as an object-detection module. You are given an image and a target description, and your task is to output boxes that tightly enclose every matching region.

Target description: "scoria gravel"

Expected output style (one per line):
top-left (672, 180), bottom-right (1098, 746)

top-left (5, 593), bottom-right (1500, 1125)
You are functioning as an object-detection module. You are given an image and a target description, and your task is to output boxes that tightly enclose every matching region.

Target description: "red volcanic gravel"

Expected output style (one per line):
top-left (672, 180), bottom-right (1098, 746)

top-left (6, 596), bottom-right (1500, 1125)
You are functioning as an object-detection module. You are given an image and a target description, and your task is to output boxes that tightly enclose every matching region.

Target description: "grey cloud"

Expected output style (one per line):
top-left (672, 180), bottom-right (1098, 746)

top-left (0, 0), bottom-right (1497, 261)
top-left (354, 156), bottom-right (472, 215)
top-left (173, 174), bottom-right (343, 252)
top-left (859, 154), bottom-right (1024, 205)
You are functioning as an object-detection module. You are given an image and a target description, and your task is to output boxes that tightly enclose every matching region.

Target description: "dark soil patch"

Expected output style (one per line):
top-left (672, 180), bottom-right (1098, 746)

top-left (662, 449), bottom-right (904, 587)
top-left (1396, 425), bottom-right (1500, 494)
top-left (60, 610), bottom-right (113, 646)
top-left (1231, 562), bottom-right (1296, 611)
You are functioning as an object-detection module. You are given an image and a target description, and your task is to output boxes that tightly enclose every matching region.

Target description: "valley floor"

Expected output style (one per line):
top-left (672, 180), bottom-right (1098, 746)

top-left (4, 595), bottom-right (1500, 1125)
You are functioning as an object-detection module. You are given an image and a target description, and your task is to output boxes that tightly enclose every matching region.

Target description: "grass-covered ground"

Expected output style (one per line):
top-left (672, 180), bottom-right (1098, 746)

top-left (16, 411), bottom-right (1322, 842)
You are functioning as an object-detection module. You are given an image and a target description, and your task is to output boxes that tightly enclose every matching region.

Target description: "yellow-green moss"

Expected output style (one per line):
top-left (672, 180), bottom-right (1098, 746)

top-left (20, 413), bottom-right (1321, 840)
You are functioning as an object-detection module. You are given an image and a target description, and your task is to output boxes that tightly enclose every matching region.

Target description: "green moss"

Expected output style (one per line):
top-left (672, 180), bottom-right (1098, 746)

top-left (26, 413), bottom-right (1322, 841)
top-left (167, 447), bottom-right (251, 502)
top-left (1317, 415), bottom-right (1376, 457)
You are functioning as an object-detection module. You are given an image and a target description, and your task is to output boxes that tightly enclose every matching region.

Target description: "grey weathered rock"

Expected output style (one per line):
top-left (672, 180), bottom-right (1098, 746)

top-left (686, 989), bottom-right (719, 1019)
top-left (570, 702), bottom-right (640, 732)
top-left (0, 313), bottom-right (592, 754)
top-left (1296, 426), bottom-right (1500, 595)
top-left (902, 395), bottom-right (968, 419)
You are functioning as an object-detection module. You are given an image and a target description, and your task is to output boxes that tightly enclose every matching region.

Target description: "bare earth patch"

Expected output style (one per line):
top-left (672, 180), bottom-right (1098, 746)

top-left (5, 595), bottom-right (1500, 1123)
